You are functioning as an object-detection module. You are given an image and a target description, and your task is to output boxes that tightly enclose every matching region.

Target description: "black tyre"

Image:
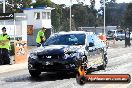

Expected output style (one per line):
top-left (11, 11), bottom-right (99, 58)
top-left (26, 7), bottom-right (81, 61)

top-left (29, 70), bottom-right (41, 77)
top-left (76, 75), bottom-right (86, 85)
top-left (0, 56), bottom-right (4, 65)
top-left (99, 60), bottom-right (107, 70)
top-left (98, 54), bottom-right (108, 70)
top-left (104, 54), bottom-right (108, 64)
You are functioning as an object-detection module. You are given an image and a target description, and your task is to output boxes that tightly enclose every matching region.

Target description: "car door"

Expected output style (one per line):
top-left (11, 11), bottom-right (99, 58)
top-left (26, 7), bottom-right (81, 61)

top-left (93, 35), bottom-right (104, 66)
top-left (86, 35), bottom-right (97, 68)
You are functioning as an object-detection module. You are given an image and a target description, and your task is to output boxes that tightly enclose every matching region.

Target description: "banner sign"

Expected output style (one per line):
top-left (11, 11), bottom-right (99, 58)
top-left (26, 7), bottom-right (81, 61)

top-left (76, 74), bottom-right (131, 85)
top-left (27, 25), bottom-right (33, 35)
top-left (0, 13), bottom-right (14, 20)
top-left (14, 13), bottom-right (27, 21)
top-left (15, 41), bottom-right (28, 64)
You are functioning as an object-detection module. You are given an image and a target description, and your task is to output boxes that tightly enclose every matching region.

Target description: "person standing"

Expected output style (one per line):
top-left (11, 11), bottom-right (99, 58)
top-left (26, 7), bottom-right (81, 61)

top-left (0, 27), bottom-right (10, 65)
top-left (36, 27), bottom-right (46, 47)
top-left (125, 28), bottom-right (131, 47)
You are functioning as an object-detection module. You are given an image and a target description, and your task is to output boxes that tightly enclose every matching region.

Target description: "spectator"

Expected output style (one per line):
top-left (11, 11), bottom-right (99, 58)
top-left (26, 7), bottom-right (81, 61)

top-left (36, 27), bottom-right (46, 47)
top-left (125, 28), bottom-right (131, 47)
top-left (0, 27), bottom-right (11, 65)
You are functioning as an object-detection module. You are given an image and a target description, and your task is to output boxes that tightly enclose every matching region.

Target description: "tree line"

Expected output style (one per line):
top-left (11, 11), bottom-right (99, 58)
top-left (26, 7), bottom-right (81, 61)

top-left (0, 0), bottom-right (132, 31)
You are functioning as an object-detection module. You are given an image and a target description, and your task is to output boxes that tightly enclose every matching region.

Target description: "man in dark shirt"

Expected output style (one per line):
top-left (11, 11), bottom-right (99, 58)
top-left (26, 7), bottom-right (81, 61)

top-left (125, 28), bottom-right (131, 47)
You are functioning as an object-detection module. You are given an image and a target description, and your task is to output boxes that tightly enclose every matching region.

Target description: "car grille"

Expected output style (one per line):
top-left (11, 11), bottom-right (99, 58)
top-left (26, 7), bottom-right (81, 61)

top-left (45, 63), bottom-right (65, 69)
top-left (38, 55), bottom-right (64, 59)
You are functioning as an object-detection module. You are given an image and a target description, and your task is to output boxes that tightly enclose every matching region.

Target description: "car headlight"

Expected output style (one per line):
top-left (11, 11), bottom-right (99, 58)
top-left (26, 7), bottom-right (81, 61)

top-left (64, 54), bottom-right (71, 59)
top-left (29, 53), bottom-right (38, 59)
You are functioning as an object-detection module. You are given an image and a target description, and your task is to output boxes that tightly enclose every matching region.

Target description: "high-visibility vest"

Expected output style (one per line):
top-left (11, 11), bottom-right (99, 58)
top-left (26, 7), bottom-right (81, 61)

top-left (0, 34), bottom-right (10, 50)
top-left (36, 30), bottom-right (44, 43)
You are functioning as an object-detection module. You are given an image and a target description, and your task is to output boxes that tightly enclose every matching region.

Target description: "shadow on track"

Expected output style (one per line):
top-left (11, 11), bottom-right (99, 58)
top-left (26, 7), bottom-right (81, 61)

top-left (4, 72), bottom-right (76, 82)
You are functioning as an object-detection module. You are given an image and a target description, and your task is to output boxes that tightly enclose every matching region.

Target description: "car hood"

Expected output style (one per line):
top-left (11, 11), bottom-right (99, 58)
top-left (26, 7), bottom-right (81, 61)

top-left (34, 45), bottom-right (83, 55)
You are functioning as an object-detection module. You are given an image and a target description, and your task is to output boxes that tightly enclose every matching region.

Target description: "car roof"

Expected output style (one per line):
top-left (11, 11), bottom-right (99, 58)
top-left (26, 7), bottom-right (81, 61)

top-left (53, 31), bottom-right (94, 35)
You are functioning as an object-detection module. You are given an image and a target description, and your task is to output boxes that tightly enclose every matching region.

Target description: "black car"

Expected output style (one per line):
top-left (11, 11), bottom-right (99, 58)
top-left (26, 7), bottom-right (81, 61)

top-left (28, 31), bottom-right (108, 77)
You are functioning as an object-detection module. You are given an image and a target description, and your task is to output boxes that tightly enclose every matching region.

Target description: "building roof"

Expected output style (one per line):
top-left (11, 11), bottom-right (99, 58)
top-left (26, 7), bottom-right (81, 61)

top-left (23, 7), bottom-right (54, 10)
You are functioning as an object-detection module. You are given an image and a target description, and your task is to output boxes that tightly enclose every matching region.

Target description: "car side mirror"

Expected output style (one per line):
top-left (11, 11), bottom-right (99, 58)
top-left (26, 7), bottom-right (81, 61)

top-left (85, 45), bottom-right (89, 50)
top-left (89, 42), bottom-right (94, 47)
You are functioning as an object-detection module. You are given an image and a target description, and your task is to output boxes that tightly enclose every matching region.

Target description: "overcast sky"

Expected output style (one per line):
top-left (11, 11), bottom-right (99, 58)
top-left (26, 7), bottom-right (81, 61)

top-left (51, 0), bottom-right (132, 9)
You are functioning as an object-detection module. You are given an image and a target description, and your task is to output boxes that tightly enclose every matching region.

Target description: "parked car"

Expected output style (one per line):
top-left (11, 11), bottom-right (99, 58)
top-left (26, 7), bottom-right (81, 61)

top-left (107, 30), bottom-right (118, 40)
top-left (116, 32), bottom-right (125, 41)
top-left (28, 31), bottom-right (108, 77)
top-left (116, 32), bottom-right (132, 41)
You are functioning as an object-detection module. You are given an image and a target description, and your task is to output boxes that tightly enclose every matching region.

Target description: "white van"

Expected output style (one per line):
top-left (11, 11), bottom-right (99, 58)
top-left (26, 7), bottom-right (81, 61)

top-left (107, 30), bottom-right (118, 39)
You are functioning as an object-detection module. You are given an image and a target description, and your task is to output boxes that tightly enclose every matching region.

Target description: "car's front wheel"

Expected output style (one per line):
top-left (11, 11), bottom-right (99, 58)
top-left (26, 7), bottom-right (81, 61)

top-left (76, 75), bottom-right (86, 85)
top-left (29, 70), bottom-right (41, 77)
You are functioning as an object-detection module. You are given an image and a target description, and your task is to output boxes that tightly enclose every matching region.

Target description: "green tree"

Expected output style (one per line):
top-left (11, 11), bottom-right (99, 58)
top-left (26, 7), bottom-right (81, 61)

top-left (51, 5), bottom-right (63, 32)
top-left (60, 18), bottom-right (76, 32)
top-left (99, 0), bottom-right (127, 26)
top-left (124, 3), bottom-right (132, 30)
top-left (0, 0), bottom-right (32, 13)
top-left (106, 2), bottom-right (127, 26)
top-left (51, 9), bottom-right (61, 32)
top-left (90, 0), bottom-right (95, 9)
top-left (32, 0), bottom-right (52, 7)
top-left (72, 4), bottom-right (97, 28)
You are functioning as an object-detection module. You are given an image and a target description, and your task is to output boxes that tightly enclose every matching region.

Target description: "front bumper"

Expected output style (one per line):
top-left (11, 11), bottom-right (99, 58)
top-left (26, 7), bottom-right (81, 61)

top-left (116, 36), bottom-right (125, 40)
top-left (28, 57), bottom-right (82, 72)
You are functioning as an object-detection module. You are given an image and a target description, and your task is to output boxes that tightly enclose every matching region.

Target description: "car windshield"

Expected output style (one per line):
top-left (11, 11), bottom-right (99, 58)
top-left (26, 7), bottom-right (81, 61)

top-left (107, 31), bottom-right (115, 35)
top-left (44, 34), bottom-right (85, 46)
top-left (118, 32), bottom-right (125, 34)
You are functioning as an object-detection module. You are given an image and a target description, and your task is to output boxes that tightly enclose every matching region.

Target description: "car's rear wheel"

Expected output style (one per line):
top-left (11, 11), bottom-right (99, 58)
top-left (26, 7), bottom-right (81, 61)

top-left (98, 54), bottom-right (108, 70)
top-left (29, 70), bottom-right (41, 77)
top-left (100, 60), bottom-right (107, 70)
